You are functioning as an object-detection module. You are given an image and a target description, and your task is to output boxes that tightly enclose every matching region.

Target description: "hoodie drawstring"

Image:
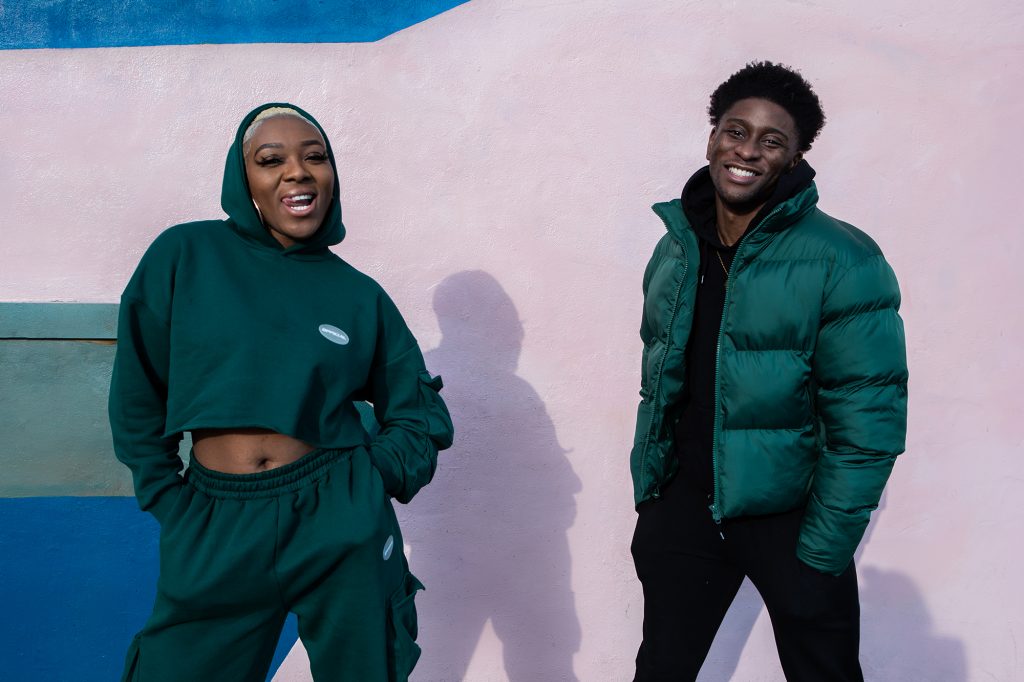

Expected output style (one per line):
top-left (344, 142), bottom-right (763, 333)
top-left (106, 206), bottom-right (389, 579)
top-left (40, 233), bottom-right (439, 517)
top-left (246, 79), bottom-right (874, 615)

top-left (698, 238), bottom-right (710, 286)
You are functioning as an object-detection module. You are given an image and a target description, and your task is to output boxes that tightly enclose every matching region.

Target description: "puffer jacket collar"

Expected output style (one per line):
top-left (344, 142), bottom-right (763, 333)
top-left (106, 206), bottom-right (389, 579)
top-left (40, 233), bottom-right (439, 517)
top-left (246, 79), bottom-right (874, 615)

top-left (656, 160), bottom-right (820, 248)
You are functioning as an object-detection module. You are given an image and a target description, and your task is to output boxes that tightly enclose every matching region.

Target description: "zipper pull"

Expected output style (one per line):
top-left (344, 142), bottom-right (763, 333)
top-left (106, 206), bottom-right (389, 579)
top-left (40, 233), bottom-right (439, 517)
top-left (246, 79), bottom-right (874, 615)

top-left (708, 503), bottom-right (725, 539)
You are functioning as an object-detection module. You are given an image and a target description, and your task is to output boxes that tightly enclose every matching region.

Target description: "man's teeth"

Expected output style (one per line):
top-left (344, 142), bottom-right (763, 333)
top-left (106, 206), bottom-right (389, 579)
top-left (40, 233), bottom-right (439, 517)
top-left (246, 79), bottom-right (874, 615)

top-left (728, 167), bottom-right (756, 177)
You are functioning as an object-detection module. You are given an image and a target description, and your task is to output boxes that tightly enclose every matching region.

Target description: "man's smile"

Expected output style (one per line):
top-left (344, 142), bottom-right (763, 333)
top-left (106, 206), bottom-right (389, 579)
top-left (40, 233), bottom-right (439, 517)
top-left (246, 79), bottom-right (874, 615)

top-left (725, 164), bottom-right (760, 180)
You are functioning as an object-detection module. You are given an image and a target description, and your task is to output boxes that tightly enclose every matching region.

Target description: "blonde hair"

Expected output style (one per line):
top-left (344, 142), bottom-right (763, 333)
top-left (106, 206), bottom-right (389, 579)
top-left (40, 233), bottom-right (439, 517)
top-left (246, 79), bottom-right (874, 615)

top-left (242, 107), bottom-right (323, 155)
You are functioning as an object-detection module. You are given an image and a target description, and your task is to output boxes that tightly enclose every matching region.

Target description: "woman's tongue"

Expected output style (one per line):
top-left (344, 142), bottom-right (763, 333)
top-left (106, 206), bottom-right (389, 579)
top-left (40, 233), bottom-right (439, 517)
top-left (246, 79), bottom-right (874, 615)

top-left (282, 194), bottom-right (315, 214)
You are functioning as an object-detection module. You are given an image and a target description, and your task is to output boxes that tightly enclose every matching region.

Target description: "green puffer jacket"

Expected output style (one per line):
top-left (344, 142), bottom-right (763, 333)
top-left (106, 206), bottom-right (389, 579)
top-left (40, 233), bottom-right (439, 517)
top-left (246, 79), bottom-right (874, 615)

top-left (630, 182), bottom-right (908, 575)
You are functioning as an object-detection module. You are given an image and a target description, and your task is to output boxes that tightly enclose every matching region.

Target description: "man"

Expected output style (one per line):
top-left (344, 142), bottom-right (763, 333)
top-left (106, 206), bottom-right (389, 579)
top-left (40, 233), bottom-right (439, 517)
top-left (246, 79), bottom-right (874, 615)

top-left (629, 61), bottom-right (907, 681)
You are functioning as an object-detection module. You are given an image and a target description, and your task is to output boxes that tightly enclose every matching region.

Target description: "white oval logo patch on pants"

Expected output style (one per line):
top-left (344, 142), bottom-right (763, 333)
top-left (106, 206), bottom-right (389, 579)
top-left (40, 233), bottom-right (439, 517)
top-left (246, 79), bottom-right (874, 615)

top-left (383, 535), bottom-right (395, 561)
top-left (318, 324), bottom-right (349, 345)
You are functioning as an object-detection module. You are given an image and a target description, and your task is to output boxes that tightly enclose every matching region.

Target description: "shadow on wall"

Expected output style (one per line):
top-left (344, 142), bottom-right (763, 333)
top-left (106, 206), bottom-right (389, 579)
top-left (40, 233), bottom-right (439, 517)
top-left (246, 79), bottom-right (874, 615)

top-left (699, 494), bottom-right (968, 681)
top-left (857, 494), bottom-right (967, 681)
top-left (406, 270), bottom-right (582, 681)
top-left (697, 578), bottom-right (762, 682)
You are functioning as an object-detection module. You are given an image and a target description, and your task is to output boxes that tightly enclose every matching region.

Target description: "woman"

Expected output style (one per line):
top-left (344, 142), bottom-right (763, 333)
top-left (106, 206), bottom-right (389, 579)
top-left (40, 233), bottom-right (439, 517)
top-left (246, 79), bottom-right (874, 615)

top-left (109, 103), bottom-right (453, 682)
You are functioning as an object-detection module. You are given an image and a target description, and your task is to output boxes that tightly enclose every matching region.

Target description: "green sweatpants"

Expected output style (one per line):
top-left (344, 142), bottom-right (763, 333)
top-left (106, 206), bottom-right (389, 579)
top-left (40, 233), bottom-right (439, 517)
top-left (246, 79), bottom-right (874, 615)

top-left (121, 446), bottom-right (423, 682)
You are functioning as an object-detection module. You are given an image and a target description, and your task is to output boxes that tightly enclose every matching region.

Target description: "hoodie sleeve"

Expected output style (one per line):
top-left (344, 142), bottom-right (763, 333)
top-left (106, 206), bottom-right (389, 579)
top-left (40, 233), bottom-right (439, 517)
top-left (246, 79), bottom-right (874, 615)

top-left (109, 238), bottom-right (184, 524)
top-left (363, 290), bottom-right (454, 504)
top-left (799, 253), bottom-right (908, 575)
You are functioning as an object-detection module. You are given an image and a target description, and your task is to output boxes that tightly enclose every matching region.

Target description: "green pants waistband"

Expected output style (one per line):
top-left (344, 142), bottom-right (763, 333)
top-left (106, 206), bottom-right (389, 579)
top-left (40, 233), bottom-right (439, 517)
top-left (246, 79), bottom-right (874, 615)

top-left (185, 446), bottom-right (359, 499)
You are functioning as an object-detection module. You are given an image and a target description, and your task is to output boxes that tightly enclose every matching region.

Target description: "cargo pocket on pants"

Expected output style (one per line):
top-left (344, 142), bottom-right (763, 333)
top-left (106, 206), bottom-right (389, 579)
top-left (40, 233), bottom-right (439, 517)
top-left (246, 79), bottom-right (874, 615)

top-left (121, 633), bottom-right (142, 681)
top-left (387, 572), bottom-right (425, 682)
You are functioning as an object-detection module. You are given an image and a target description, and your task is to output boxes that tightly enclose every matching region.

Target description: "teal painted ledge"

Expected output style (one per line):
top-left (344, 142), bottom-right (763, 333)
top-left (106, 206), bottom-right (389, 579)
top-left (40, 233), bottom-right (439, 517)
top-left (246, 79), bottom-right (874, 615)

top-left (0, 302), bottom-right (118, 339)
top-left (1, 302), bottom-right (132, 497)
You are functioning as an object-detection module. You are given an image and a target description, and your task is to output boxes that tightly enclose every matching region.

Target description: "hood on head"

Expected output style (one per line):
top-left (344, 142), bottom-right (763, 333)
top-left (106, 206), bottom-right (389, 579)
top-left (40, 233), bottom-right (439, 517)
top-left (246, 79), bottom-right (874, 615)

top-left (221, 102), bottom-right (345, 255)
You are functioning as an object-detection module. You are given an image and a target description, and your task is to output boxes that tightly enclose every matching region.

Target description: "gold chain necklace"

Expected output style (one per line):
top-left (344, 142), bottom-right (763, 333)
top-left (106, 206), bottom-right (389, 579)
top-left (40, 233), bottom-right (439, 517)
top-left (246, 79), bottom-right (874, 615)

top-left (715, 249), bottom-right (730, 278)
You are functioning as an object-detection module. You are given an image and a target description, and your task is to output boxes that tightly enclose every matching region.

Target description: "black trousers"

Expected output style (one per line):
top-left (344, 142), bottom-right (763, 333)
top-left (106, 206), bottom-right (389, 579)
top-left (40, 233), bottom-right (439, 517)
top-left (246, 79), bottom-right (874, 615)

top-left (631, 476), bottom-right (863, 682)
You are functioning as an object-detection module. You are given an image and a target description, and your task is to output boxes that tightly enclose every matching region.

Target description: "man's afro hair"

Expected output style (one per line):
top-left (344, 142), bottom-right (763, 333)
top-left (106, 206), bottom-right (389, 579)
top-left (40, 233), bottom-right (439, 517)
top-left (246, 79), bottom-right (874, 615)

top-left (708, 61), bottom-right (825, 152)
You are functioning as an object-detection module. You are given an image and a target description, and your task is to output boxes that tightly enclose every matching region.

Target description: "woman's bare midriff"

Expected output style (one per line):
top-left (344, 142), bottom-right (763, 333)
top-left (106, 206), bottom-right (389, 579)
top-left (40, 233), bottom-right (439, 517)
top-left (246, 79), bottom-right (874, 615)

top-left (191, 428), bottom-right (315, 474)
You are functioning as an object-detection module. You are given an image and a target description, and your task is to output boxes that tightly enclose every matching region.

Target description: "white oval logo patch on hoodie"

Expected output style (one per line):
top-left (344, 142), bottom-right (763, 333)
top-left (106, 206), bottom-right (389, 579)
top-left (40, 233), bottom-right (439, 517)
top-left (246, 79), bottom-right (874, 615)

top-left (318, 324), bottom-right (350, 345)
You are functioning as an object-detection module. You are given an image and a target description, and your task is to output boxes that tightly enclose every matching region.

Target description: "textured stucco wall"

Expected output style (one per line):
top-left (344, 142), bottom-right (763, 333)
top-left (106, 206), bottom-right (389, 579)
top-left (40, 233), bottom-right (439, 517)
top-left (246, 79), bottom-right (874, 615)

top-left (2, 0), bottom-right (1022, 679)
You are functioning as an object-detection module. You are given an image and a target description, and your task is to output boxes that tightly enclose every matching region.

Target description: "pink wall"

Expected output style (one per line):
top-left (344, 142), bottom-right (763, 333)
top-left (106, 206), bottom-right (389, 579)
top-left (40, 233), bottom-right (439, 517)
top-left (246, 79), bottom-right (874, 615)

top-left (2, 0), bottom-right (1022, 679)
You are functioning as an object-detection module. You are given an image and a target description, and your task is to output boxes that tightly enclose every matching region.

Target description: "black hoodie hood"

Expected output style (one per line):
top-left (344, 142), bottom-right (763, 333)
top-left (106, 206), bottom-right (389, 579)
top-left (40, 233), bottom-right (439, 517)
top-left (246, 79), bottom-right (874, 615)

top-left (221, 102), bottom-right (345, 257)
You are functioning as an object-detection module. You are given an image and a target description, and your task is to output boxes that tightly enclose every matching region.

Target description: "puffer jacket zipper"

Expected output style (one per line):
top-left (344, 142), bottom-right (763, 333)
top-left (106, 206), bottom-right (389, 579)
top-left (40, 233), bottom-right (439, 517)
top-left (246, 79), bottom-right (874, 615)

top-left (709, 205), bottom-right (786, 528)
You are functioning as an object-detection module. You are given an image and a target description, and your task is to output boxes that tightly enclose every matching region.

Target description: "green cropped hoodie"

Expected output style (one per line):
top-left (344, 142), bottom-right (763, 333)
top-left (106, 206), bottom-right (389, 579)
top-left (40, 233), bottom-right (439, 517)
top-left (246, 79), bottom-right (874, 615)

top-left (109, 103), bottom-right (453, 522)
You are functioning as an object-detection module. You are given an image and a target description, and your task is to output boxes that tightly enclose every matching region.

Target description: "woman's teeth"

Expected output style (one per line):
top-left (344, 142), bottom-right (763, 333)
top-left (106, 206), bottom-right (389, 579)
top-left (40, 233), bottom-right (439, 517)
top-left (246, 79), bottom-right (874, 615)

top-left (283, 195), bottom-right (315, 212)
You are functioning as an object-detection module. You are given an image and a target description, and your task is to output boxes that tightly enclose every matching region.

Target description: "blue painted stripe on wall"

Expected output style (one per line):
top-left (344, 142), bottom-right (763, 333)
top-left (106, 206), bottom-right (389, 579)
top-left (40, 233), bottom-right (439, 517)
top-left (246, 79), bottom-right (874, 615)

top-left (0, 0), bottom-right (470, 49)
top-left (0, 497), bottom-right (297, 681)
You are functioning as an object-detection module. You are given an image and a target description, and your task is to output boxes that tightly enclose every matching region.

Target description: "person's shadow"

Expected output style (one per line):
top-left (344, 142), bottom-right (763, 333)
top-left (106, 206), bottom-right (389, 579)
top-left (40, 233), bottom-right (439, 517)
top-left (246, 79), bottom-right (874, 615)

top-left (856, 492), bottom-right (967, 681)
top-left (397, 270), bottom-right (582, 681)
